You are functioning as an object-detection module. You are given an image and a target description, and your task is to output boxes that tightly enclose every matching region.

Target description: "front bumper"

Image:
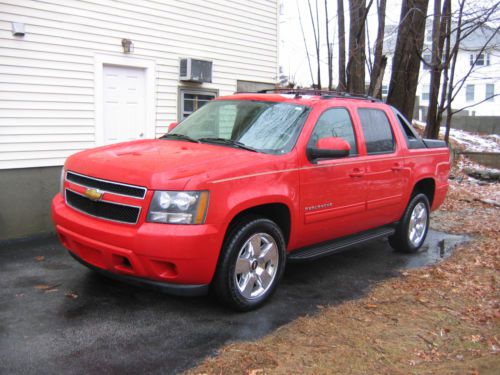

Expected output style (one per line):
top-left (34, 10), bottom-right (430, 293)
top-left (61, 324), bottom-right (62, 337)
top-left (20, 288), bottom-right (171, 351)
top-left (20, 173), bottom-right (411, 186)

top-left (52, 193), bottom-right (223, 290)
top-left (68, 251), bottom-right (208, 296)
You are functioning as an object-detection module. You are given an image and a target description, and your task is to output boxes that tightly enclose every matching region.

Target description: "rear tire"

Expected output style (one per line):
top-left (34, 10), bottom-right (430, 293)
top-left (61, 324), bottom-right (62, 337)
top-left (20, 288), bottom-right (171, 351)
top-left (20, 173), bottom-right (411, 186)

top-left (389, 193), bottom-right (430, 253)
top-left (213, 217), bottom-right (286, 311)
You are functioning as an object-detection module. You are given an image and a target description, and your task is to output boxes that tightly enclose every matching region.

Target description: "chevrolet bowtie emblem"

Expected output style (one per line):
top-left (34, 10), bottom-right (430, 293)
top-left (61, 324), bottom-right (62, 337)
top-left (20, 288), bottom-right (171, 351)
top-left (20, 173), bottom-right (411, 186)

top-left (84, 188), bottom-right (104, 201)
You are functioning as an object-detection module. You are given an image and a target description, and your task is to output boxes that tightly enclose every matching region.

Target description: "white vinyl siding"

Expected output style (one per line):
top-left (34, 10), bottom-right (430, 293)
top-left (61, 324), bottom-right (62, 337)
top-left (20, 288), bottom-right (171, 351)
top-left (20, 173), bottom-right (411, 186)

top-left (0, 0), bottom-right (279, 169)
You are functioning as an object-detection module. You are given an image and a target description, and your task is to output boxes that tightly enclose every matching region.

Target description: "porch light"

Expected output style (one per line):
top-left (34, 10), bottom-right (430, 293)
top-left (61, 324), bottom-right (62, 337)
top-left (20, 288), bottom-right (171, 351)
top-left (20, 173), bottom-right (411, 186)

top-left (121, 38), bottom-right (134, 53)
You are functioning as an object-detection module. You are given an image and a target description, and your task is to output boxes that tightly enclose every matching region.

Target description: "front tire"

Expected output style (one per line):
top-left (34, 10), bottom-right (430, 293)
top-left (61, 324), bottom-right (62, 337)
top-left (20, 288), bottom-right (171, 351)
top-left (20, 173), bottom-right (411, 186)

top-left (213, 217), bottom-right (286, 311)
top-left (389, 193), bottom-right (430, 253)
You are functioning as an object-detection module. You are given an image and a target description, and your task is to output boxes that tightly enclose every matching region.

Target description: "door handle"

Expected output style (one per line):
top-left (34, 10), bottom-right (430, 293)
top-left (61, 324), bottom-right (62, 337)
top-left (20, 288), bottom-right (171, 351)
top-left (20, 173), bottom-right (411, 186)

top-left (349, 168), bottom-right (365, 178)
top-left (391, 163), bottom-right (403, 171)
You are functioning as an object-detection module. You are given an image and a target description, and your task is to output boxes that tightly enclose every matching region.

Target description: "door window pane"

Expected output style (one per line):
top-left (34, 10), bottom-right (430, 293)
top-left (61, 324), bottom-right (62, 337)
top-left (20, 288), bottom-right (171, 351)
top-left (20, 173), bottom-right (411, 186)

top-left (358, 108), bottom-right (395, 154)
top-left (309, 108), bottom-right (357, 155)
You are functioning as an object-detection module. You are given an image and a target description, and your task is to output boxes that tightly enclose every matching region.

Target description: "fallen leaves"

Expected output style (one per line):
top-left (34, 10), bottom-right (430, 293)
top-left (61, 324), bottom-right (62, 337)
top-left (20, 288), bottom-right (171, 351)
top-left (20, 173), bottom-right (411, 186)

top-left (186, 169), bottom-right (499, 375)
top-left (66, 291), bottom-right (78, 299)
top-left (34, 284), bottom-right (60, 293)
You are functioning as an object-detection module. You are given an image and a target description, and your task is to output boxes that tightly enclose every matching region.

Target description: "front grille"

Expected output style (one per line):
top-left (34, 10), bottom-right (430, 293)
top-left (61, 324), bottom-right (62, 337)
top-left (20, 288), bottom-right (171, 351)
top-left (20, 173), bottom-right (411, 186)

top-left (66, 171), bottom-right (146, 199)
top-left (66, 189), bottom-right (141, 224)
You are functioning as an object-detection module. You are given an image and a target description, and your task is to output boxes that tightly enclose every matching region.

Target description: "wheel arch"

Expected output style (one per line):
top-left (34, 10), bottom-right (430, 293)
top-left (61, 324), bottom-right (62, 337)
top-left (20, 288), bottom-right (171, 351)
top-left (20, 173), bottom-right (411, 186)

top-left (224, 202), bottom-right (292, 247)
top-left (411, 178), bottom-right (436, 206)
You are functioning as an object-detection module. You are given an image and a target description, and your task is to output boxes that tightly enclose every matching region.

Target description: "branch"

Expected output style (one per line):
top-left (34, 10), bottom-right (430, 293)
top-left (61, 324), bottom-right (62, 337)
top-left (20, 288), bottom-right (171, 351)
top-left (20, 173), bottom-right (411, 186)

top-left (451, 93), bottom-right (500, 116)
top-left (297, 0), bottom-right (315, 86)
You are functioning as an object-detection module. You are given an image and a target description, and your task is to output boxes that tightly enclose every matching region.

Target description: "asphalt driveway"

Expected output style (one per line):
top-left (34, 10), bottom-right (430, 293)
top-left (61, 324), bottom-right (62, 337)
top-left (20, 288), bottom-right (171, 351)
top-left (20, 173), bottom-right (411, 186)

top-left (0, 230), bottom-right (467, 375)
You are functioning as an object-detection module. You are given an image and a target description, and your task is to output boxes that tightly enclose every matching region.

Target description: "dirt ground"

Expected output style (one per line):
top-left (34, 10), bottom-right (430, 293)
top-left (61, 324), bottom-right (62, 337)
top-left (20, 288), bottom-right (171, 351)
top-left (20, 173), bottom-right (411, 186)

top-left (188, 163), bottom-right (499, 375)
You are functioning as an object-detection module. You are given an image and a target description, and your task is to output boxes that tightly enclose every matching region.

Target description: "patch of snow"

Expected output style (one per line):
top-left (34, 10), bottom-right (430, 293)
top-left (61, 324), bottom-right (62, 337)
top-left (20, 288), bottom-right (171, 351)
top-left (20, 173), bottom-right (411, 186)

top-left (411, 120), bottom-right (500, 152)
top-left (439, 127), bottom-right (500, 153)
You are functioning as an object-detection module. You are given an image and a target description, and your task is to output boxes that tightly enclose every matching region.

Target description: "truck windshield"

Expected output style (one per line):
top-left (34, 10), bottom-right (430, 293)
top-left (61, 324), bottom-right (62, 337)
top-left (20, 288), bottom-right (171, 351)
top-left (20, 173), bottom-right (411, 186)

top-left (165, 100), bottom-right (310, 154)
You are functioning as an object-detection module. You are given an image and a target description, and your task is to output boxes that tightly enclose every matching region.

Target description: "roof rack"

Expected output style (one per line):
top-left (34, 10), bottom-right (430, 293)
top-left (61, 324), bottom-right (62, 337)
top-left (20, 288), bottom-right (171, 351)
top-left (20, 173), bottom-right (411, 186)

top-left (245, 88), bottom-right (381, 102)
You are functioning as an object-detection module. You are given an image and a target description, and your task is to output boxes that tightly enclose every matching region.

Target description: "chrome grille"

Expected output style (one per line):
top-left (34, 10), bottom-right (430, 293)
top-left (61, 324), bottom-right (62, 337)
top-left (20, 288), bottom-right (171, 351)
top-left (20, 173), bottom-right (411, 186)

top-left (66, 171), bottom-right (146, 199)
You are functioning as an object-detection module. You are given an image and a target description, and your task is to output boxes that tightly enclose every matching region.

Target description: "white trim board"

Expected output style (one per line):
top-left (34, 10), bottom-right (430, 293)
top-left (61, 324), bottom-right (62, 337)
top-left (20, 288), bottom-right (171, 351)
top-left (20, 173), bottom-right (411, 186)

top-left (94, 54), bottom-right (156, 146)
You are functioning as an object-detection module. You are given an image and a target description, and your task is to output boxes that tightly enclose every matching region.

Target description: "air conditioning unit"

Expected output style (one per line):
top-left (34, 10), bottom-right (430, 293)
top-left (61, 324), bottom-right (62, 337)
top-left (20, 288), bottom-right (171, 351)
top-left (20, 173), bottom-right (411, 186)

top-left (179, 58), bottom-right (212, 83)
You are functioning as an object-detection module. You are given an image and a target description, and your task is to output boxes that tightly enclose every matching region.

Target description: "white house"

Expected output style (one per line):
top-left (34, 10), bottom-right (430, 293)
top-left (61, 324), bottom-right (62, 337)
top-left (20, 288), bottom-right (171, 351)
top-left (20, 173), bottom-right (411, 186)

top-left (382, 23), bottom-right (499, 120)
top-left (416, 24), bottom-right (499, 119)
top-left (0, 0), bottom-right (279, 240)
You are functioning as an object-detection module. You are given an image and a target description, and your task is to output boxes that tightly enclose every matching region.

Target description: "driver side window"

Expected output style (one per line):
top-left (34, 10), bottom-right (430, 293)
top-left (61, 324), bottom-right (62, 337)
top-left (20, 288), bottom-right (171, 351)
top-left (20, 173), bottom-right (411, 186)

top-left (309, 108), bottom-right (358, 155)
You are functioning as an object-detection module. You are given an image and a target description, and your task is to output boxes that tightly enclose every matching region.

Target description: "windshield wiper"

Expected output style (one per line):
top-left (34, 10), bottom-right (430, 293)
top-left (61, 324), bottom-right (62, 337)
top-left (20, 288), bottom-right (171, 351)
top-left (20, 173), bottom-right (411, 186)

top-left (198, 137), bottom-right (258, 152)
top-left (159, 133), bottom-right (200, 143)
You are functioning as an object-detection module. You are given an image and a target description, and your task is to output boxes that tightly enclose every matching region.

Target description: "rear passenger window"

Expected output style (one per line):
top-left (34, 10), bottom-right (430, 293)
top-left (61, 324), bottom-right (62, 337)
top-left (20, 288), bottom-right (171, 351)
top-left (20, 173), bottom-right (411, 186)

top-left (358, 108), bottom-right (395, 154)
top-left (309, 108), bottom-right (358, 155)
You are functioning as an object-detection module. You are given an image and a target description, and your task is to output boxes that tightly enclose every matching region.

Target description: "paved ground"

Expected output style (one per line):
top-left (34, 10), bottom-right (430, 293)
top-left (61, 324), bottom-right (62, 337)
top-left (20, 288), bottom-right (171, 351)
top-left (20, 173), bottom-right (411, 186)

top-left (0, 230), bottom-right (467, 375)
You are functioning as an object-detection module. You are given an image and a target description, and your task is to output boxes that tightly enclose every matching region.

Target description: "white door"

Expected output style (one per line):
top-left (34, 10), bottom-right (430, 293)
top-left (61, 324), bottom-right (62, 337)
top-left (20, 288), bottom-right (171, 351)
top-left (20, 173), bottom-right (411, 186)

top-left (103, 65), bottom-right (146, 144)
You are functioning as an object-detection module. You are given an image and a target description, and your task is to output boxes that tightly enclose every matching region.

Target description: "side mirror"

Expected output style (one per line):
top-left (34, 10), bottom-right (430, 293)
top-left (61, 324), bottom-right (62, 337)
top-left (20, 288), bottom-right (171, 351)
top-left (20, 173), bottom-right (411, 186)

top-left (168, 121), bottom-right (179, 132)
top-left (307, 137), bottom-right (351, 161)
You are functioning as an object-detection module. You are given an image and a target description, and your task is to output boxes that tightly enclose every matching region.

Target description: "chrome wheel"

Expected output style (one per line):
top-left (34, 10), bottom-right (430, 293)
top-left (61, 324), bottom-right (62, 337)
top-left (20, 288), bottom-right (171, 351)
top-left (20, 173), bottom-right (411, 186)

top-left (408, 202), bottom-right (428, 247)
top-left (234, 233), bottom-right (279, 300)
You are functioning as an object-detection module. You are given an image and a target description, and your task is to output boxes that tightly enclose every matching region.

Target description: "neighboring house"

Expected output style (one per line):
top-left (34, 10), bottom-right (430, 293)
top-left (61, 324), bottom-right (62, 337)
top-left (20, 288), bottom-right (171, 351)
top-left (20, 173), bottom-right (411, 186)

top-left (0, 0), bottom-right (279, 241)
top-left (416, 24), bottom-right (499, 119)
top-left (383, 23), bottom-right (499, 120)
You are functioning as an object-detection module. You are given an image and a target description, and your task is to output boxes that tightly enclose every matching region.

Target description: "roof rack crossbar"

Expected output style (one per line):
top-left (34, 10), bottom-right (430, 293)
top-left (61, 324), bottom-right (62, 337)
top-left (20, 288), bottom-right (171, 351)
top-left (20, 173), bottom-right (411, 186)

top-left (239, 88), bottom-right (381, 102)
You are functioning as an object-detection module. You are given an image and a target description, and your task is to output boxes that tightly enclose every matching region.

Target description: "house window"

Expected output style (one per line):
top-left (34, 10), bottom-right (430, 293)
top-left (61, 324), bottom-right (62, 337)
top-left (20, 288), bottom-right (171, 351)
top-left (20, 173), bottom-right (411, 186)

top-left (471, 53), bottom-right (486, 66)
top-left (423, 53), bottom-right (432, 70)
top-left (466, 84), bottom-right (475, 102)
top-left (422, 85), bottom-right (430, 101)
top-left (180, 89), bottom-right (217, 119)
top-left (485, 84), bottom-right (495, 101)
top-left (382, 85), bottom-right (388, 96)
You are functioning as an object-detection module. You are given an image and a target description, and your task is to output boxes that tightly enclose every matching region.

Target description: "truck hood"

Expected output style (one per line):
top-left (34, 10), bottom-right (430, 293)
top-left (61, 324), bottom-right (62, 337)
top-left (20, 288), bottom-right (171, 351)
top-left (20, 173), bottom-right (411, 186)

top-left (65, 139), bottom-right (284, 190)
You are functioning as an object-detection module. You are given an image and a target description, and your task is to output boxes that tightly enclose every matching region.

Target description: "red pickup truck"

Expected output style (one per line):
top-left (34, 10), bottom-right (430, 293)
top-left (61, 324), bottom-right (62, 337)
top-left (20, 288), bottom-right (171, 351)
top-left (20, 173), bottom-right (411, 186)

top-left (52, 91), bottom-right (450, 310)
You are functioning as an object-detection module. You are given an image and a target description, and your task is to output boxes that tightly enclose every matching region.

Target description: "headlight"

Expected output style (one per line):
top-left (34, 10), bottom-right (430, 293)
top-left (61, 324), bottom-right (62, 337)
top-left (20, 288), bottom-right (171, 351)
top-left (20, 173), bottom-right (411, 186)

top-left (59, 167), bottom-right (66, 195)
top-left (147, 191), bottom-right (209, 224)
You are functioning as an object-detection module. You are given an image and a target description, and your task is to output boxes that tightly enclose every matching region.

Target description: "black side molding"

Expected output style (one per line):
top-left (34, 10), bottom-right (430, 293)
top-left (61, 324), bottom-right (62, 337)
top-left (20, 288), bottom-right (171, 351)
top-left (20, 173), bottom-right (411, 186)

top-left (287, 225), bottom-right (396, 262)
top-left (423, 139), bottom-right (448, 148)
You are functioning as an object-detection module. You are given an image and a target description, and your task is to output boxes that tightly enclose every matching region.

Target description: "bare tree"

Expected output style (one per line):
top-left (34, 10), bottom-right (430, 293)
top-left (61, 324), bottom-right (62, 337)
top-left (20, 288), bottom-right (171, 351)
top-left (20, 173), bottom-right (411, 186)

top-left (423, 0), bottom-right (450, 139)
top-left (325, 0), bottom-right (333, 90)
top-left (337, 0), bottom-right (347, 90)
top-left (387, 0), bottom-right (429, 121)
top-left (441, 1), bottom-right (500, 142)
top-left (308, 0), bottom-right (322, 89)
top-left (297, 0), bottom-right (315, 87)
top-left (346, 0), bottom-right (373, 94)
top-left (368, 0), bottom-right (387, 98)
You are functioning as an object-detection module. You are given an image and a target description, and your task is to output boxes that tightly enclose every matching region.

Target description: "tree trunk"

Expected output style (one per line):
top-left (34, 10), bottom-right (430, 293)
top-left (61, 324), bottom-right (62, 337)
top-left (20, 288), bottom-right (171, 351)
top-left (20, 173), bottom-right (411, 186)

top-left (347, 0), bottom-right (367, 94)
top-left (297, 1), bottom-right (315, 87)
top-left (437, 0), bottom-right (451, 130)
top-left (325, 0), bottom-right (333, 90)
top-left (307, 0), bottom-right (322, 89)
top-left (372, 56), bottom-right (387, 98)
top-left (337, 0), bottom-right (347, 91)
top-left (424, 0), bottom-right (451, 139)
top-left (386, 0), bottom-right (429, 121)
top-left (368, 0), bottom-right (387, 97)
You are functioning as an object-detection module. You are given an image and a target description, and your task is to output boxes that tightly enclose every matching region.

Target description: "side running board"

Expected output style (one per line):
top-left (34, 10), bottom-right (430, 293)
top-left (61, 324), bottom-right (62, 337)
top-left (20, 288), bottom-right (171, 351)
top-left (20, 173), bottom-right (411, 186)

top-left (287, 225), bottom-right (396, 262)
